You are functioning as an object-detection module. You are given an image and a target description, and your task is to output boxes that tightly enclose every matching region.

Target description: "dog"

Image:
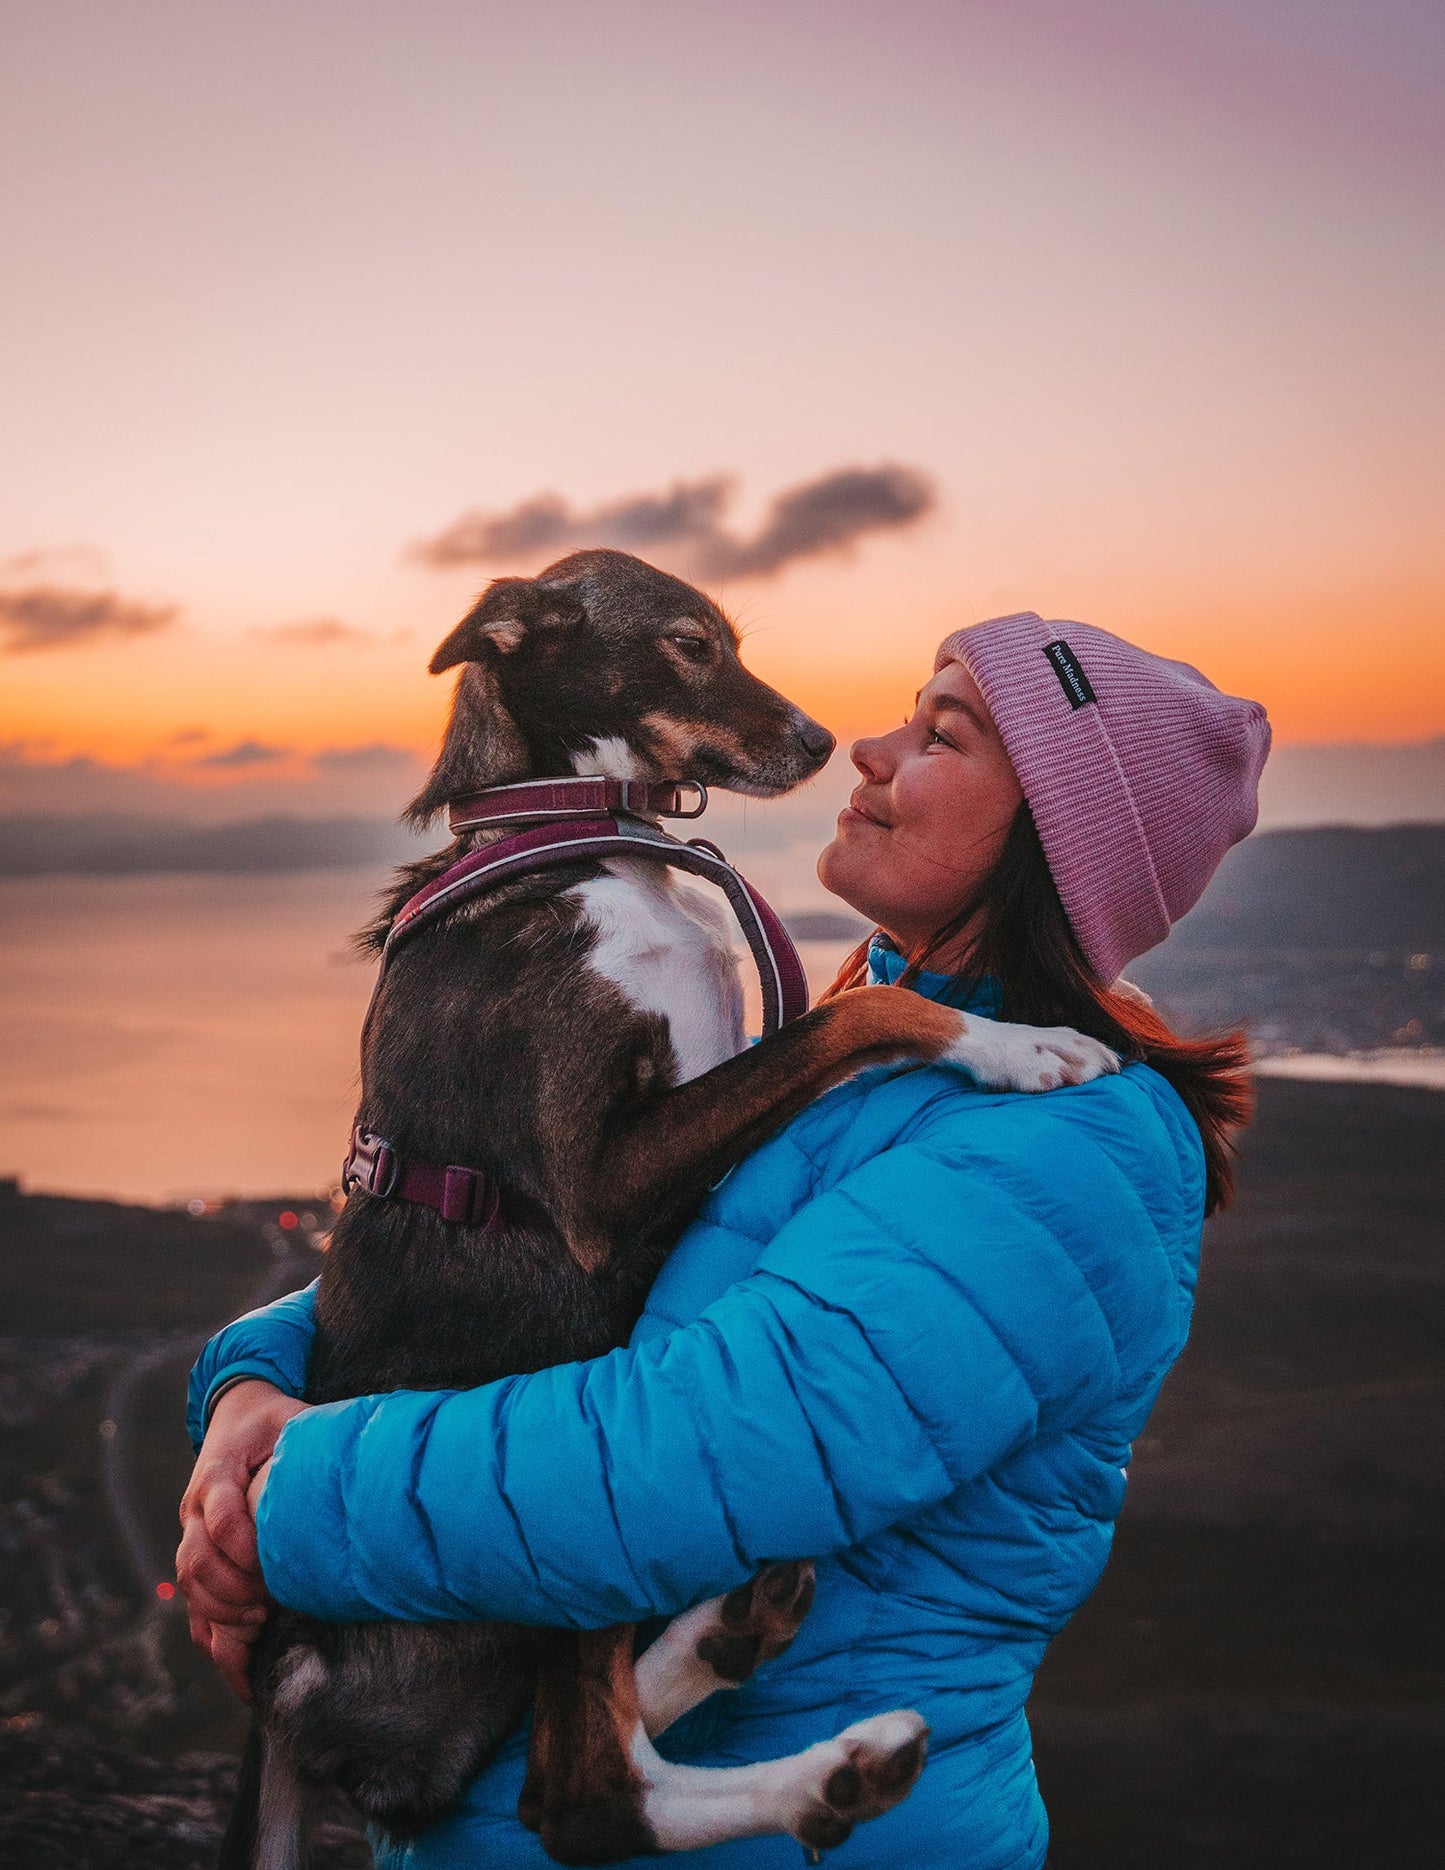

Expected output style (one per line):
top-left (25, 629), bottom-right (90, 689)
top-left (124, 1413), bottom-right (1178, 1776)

top-left (221, 548), bottom-right (1117, 1869)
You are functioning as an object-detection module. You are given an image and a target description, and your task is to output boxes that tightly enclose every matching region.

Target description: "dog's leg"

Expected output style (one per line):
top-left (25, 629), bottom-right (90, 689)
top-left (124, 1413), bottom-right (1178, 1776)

top-left (634, 1561), bottom-right (815, 1739)
top-left (522, 1615), bottom-right (927, 1863)
top-left (254, 1730), bottom-right (308, 1870)
top-left (627, 1708), bottom-right (928, 1856)
top-left (522, 1625), bottom-right (660, 1866)
top-left (573, 985), bottom-right (1116, 1262)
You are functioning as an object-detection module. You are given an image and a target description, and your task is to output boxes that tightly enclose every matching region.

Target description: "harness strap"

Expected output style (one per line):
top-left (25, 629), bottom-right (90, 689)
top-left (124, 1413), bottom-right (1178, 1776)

top-left (342, 1126), bottom-right (501, 1226)
top-left (343, 812), bottom-right (809, 1229)
top-left (389, 816), bottom-right (809, 1033)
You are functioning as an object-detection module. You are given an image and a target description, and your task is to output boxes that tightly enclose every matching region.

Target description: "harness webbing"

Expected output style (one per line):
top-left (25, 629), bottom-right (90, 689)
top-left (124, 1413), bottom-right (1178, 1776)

top-left (386, 815), bottom-right (808, 1034)
top-left (343, 811), bottom-right (810, 1226)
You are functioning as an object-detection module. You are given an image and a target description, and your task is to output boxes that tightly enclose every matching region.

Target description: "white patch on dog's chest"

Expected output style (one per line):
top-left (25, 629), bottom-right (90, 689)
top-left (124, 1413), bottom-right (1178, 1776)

top-left (566, 859), bottom-right (746, 1084)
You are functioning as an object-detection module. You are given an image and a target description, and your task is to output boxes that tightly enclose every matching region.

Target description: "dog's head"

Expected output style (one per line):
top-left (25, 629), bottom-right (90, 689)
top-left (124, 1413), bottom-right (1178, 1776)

top-left (407, 548), bottom-right (835, 825)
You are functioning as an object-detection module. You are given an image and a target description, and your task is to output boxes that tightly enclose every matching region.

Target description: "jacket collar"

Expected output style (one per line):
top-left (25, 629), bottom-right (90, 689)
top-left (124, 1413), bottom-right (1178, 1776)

top-left (866, 935), bottom-right (1003, 1017)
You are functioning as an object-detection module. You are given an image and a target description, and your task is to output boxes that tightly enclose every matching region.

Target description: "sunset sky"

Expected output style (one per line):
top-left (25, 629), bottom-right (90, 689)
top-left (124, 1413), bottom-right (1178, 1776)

top-left (3, 0), bottom-right (1443, 820)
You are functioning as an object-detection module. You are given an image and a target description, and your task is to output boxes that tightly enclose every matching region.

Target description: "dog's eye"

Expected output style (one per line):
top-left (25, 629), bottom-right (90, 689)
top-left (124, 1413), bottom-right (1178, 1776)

top-left (668, 635), bottom-right (709, 663)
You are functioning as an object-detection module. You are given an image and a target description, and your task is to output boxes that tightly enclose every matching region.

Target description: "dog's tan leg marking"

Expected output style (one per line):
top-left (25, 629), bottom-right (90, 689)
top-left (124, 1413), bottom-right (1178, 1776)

top-left (521, 1625), bottom-right (659, 1864)
top-left (635, 1561), bottom-right (815, 1739)
top-left (522, 1567), bottom-right (819, 1854)
top-left (627, 1707), bottom-right (929, 1855)
top-left (571, 987), bottom-right (1116, 1262)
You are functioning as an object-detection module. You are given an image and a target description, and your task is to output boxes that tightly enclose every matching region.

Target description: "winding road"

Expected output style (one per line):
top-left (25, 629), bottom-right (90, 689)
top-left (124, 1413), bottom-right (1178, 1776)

top-left (99, 1216), bottom-right (319, 1603)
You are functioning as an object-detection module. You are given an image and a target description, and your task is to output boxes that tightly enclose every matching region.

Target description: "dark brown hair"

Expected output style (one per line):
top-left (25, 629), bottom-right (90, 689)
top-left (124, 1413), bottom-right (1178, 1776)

top-left (821, 803), bottom-right (1252, 1214)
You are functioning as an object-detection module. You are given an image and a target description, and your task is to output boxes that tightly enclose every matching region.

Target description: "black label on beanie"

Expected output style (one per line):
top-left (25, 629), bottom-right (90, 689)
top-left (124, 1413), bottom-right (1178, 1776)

top-left (1043, 639), bottom-right (1096, 709)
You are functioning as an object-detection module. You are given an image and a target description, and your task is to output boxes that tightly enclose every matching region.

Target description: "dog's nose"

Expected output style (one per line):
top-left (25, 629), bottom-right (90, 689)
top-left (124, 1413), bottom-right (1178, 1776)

top-left (795, 718), bottom-right (836, 763)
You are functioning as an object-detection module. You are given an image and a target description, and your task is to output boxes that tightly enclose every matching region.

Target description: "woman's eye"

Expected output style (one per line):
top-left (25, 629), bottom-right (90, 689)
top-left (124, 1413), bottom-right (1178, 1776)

top-left (669, 636), bottom-right (709, 663)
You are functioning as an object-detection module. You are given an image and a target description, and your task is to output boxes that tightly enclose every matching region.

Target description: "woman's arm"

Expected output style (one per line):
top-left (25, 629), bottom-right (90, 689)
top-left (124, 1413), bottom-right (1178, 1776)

top-left (186, 1278), bottom-right (320, 1452)
top-left (256, 1106), bottom-right (1146, 1628)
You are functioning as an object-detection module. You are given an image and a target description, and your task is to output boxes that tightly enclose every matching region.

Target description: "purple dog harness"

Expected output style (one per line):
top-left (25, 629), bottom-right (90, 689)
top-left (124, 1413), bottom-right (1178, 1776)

top-left (341, 776), bottom-right (810, 1229)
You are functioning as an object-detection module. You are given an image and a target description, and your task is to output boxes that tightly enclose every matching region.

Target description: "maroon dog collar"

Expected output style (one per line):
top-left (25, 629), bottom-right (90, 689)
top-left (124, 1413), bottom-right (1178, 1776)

top-left (448, 776), bottom-right (707, 831)
top-left (342, 805), bottom-right (809, 1230)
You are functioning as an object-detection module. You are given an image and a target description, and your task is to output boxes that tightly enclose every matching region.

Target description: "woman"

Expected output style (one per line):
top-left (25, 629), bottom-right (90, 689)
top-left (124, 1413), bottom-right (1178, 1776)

top-left (178, 610), bottom-right (1270, 1868)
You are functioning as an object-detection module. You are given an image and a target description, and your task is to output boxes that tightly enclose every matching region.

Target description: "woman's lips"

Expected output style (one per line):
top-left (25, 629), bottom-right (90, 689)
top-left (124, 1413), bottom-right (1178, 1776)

top-left (841, 794), bottom-right (889, 829)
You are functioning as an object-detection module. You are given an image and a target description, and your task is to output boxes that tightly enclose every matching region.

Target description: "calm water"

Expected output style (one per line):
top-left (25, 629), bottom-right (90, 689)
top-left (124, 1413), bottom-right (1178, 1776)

top-left (0, 872), bottom-right (853, 1203)
top-left (8, 871), bottom-right (1438, 1206)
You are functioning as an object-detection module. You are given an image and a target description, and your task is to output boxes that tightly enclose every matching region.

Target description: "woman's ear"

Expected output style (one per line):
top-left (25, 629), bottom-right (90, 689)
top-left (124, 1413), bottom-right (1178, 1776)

top-left (428, 578), bottom-right (585, 673)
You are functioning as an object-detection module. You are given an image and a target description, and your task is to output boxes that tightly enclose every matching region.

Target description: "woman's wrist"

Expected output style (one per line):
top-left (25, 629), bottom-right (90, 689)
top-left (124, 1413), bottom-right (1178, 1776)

top-left (206, 1377), bottom-right (308, 1465)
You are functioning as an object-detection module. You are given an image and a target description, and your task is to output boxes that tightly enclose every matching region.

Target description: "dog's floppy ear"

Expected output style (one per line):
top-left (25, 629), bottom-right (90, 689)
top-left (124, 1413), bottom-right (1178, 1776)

top-left (404, 651), bottom-right (532, 824)
top-left (429, 578), bottom-right (584, 674)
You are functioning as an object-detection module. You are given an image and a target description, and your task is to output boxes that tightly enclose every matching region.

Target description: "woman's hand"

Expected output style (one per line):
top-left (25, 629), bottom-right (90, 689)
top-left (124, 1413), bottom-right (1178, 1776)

top-left (176, 1379), bottom-right (307, 1701)
top-left (246, 1457), bottom-right (273, 1519)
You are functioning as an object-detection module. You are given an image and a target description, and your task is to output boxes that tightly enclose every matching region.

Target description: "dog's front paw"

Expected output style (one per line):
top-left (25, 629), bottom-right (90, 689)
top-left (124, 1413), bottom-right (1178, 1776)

top-left (942, 1014), bottom-right (1120, 1093)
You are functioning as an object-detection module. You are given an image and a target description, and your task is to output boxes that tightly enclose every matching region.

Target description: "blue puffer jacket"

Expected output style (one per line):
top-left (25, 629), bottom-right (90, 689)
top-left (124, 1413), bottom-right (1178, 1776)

top-left (189, 953), bottom-right (1205, 1870)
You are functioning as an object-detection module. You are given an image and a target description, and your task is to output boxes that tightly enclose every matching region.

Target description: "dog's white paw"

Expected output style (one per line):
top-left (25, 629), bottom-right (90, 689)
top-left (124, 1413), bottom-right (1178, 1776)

top-left (942, 1014), bottom-right (1120, 1093)
top-left (784, 1709), bottom-right (930, 1856)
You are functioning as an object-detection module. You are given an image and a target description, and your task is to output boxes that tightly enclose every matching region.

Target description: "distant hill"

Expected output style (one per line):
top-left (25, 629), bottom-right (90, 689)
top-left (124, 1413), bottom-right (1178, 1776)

top-left (781, 826), bottom-right (1445, 956)
top-left (1168, 823), bottom-right (1444, 952)
top-left (0, 813), bottom-right (425, 877)
top-left (1, 816), bottom-right (1441, 960)
top-left (1134, 825), bottom-right (1443, 1052)
top-left (0, 1183), bottom-right (305, 1334)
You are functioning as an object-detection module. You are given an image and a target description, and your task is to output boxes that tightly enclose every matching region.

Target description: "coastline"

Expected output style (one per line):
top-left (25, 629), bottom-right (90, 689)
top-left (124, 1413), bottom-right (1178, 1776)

top-left (1254, 1046), bottom-right (1445, 1090)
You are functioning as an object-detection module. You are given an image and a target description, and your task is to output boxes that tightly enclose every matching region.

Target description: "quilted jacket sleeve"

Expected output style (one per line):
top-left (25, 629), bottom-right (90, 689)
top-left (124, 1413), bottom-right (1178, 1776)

top-left (255, 1091), bottom-right (1183, 1628)
top-left (186, 1280), bottom-right (320, 1453)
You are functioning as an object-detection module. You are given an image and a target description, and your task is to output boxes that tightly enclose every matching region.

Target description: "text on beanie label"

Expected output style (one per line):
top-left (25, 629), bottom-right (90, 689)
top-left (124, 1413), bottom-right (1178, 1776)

top-left (1043, 639), bottom-right (1097, 710)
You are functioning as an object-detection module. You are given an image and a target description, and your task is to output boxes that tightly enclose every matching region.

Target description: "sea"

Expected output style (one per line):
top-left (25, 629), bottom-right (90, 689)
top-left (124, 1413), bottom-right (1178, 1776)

top-left (3, 871), bottom-right (1440, 1206)
top-left (0, 871), bottom-right (856, 1204)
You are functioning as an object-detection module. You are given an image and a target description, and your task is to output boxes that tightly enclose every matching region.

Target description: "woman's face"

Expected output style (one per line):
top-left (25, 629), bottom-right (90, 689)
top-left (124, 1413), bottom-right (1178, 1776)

top-left (817, 658), bottom-right (1024, 961)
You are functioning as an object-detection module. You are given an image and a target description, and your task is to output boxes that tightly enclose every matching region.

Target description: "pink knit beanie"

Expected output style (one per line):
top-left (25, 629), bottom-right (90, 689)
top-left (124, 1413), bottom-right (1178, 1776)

top-left (935, 612), bottom-right (1271, 982)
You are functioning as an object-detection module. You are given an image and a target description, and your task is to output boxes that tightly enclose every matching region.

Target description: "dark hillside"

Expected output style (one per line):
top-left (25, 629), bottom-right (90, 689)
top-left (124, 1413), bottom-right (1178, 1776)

top-left (1031, 1078), bottom-right (1445, 1867)
top-left (1134, 824), bottom-right (1444, 1052)
top-left (0, 812), bottom-right (424, 878)
top-left (1, 1185), bottom-right (281, 1335)
top-left (1167, 823), bottom-right (1445, 952)
top-left (0, 1186), bottom-right (355, 1865)
top-left (2, 1082), bottom-right (1442, 1865)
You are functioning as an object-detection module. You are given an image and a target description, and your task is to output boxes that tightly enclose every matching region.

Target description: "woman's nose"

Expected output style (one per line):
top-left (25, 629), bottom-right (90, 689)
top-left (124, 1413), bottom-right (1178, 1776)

top-left (850, 734), bottom-right (890, 782)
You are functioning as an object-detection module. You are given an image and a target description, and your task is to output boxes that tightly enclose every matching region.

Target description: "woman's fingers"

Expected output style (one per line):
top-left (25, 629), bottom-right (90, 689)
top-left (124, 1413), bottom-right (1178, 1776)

top-left (201, 1471), bottom-right (261, 1572)
top-left (178, 1500), bottom-right (262, 1599)
top-left (179, 1567), bottom-right (266, 1630)
top-left (176, 1479), bottom-right (270, 1639)
top-left (246, 1457), bottom-right (272, 1518)
top-left (208, 1619), bottom-right (261, 1703)
top-left (183, 1591), bottom-right (265, 1702)
top-left (175, 1380), bottom-right (303, 1702)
